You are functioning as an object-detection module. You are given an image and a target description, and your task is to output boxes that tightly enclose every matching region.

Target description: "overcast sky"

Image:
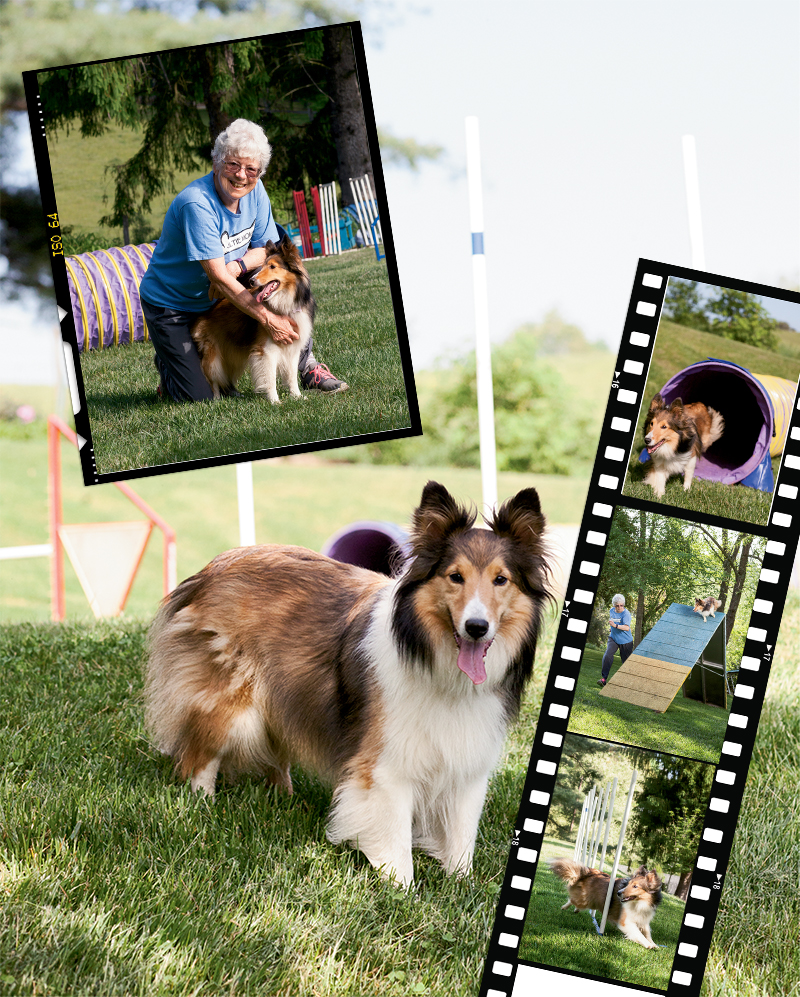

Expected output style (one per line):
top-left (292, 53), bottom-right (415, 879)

top-left (4, 0), bottom-right (800, 383)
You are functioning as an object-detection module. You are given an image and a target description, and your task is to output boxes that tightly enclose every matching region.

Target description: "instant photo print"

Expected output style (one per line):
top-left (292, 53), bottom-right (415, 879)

top-left (23, 22), bottom-right (419, 486)
top-left (480, 260), bottom-right (800, 997)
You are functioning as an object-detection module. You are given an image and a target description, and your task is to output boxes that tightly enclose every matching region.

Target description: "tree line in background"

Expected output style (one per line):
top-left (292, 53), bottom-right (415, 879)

top-left (549, 737), bottom-right (713, 900)
top-left (590, 508), bottom-right (764, 666)
top-left (663, 277), bottom-right (781, 350)
top-left (38, 27), bottom-right (370, 246)
top-left (0, 0), bottom-right (442, 305)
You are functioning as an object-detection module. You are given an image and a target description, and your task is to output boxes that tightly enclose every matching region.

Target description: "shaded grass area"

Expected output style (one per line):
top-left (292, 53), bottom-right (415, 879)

top-left (622, 320), bottom-right (800, 526)
top-left (701, 588), bottom-right (800, 996)
top-left (0, 611), bottom-right (560, 996)
top-left (78, 250), bottom-right (413, 476)
top-left (567, 648), bottom-right (730, 763)
top-left (518, 837), bottom-right (682, 990)
top-left (0, 433), bottom-right (590, 623)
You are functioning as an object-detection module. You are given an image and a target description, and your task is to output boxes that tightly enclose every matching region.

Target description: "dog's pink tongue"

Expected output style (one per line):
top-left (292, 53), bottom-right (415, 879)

top-left (457, 641), bottom-right (489, 685)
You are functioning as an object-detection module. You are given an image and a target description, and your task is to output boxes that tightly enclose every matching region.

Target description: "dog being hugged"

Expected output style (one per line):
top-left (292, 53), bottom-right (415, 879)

top-left (551, 858), bottom-right (662, 949)
top-left (642, 393), bottom-right (724, 498)
top-left (694, 596), bottom-right (723, 623)
top-left (190, 233), bottom-right (314, 402)
top-left (145, 481), bottom-right (553, 888)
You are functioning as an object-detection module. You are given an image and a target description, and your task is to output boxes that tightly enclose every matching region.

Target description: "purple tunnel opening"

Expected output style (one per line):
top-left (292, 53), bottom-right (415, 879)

top-left (658, 359), bottom-right (775, 485)
top-left (321, 521), bottom-right (409, 576)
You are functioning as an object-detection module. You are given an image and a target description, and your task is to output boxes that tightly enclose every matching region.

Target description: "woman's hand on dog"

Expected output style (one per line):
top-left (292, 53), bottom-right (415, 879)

top-left (261, 312), bottom-right (299, 345)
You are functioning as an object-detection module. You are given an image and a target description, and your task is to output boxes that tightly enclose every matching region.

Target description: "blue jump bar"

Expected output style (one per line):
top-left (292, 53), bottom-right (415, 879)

top-left (472, 232), bottom-right (484, 255)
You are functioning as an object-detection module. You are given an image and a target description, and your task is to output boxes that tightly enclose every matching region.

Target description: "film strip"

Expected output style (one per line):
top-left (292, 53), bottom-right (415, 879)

top-left (480, 259), bottom-right (800, 997)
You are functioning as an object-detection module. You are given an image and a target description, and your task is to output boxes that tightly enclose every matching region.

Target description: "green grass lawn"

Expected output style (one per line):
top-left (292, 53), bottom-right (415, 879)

top-left (622, 320), bottom-right (800, 526)
top-left (0, 492), bottom-right (796, 996)
top-left (518, 836), bottom-right (683, 990)
top-left (567, 648), bottom-right (730, 763)
top-left (76, 249), bottom-right (414, 476)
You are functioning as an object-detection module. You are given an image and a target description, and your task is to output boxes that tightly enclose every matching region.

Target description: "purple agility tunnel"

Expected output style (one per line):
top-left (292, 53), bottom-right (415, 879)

top-left (321, 521), bottom-right (409, 576)
top-left (640, 358), bottom-right (796, 490)
top-left (64, 243), bottom-right (156, 351)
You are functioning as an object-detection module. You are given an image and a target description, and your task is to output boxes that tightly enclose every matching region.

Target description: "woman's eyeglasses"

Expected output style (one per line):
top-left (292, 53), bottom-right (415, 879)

top-left (222, 160), bottom-right (260, 179)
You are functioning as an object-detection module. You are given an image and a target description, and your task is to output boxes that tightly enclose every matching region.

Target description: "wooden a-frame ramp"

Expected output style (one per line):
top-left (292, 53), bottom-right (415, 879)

top-left (600, 603), bottom-right (727, 712)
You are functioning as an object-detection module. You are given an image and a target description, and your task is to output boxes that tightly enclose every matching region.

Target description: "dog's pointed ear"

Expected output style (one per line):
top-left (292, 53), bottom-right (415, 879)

top-left (669, 397), bottom-right (684, 412)
top-left (411, 481), bottom-right (475, 548)
top-left (263, 239), bottom-right (278, 256)
top-left (489, 488), bottom-right (546, 544)
top-left (648, 393), bottom-right (664, 413)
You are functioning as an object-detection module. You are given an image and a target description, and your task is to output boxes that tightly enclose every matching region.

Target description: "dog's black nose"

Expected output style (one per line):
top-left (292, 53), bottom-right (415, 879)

top-left (465, 618), bottom-right (489, 640)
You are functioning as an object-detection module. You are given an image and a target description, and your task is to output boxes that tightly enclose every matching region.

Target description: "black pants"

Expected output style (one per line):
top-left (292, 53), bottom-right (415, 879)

top-left (601, 638), bottom-right (634, 681)
top-left (141, 298), bottom-right (315, 402)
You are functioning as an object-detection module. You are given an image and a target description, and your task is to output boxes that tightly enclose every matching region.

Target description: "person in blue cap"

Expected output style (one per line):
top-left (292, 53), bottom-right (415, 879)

top-left (598, 594), bottom-right (633, 687)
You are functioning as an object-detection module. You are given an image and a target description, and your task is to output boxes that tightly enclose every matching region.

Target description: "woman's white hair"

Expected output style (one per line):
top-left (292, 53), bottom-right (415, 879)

top-left (611, 594), bottom-right (626, 607)
top-left (211, 119), bottom-right (272, 176)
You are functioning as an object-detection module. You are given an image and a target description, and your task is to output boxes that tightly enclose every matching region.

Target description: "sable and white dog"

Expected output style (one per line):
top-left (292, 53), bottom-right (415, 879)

top-left (694, 596), bottom-right (723, 622)
top-left (551, 858), bottom-right (662, 949)
top-left (145, 481), bottom-right (552, 887)
top-left (642, 393), bottom-right (724, 498)
top-left (191, 234), bottom-right (314, 403)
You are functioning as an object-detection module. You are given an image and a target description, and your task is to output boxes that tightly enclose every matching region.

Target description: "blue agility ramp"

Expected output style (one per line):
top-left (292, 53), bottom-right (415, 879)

top-left (599, 603), bottom-right (729, 712)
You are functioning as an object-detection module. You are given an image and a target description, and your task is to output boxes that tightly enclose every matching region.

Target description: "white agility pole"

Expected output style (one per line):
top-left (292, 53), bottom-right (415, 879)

top-left (465, 115), bottom-right (498, 517)
top-left (599, 770), bottom-right (638, 935)
top-left (573, 794), bottom-right (591, 862)
top-left (588, 782), bottom-right (611, 869)
top-left (682, 135), bottom-right (706, 269)
top-left (236, 462), bottom-right (256, 547)
top-left (319, 181), bottom-right (341, 256)
top-left (578, 785), bottom-right (597, 865)
top-left (596, 776), bottom-right (618, 872)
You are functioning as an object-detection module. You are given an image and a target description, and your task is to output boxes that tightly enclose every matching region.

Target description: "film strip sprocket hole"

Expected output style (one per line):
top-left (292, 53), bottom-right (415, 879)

top-left (481, 259), bottom-right (800, 997)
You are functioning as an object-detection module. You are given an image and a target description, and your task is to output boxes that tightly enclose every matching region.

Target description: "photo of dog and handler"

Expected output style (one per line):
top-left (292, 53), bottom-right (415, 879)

top-left (566, 507), bottom-right (767, 765)
top-left (623, 275), bottom-right (800, 527)
top-left (518, 734), bottom-right (714, 989)
top-left (139, 118), bottom-right (347, 404)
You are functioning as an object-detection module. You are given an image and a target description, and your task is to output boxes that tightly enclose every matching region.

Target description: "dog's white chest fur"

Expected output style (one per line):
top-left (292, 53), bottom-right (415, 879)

top-left (248, 310), bottom-right (312, 404)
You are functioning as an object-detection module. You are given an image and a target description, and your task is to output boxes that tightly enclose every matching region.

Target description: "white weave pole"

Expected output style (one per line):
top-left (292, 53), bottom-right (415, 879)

top-left (599, 770), bottom-right (638, 935)
top-left (465, 116), bottom-right (498, 517)
top-left (236, 462), bottom-right (256, 547)
top-left (682, 135), bottom-right (706, 269)
top-left (319, 181), bottom-right (341, 256)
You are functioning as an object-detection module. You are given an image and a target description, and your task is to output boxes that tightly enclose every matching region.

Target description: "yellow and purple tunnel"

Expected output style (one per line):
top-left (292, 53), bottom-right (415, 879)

top-left (65, 243), bottom-right (156, 351)
top-left (640, 358), bottom-right (798, 490)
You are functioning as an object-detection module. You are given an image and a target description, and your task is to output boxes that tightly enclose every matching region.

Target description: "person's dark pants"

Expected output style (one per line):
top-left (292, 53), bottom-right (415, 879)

top-left (142, 296), bottom-right (314, 402)
top-left (601, 638), bottom-right (633, 681)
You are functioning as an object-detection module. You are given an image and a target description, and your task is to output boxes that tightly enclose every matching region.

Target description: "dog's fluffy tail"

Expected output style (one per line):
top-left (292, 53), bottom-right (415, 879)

top-left (550, 858), bottom-right (595, 885)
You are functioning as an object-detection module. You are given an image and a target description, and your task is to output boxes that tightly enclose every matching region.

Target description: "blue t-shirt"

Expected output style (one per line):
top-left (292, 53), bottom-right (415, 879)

top-left (609, 608), bottom-right (632, 644)
top-left (139, 172), bottom-right (279, 312)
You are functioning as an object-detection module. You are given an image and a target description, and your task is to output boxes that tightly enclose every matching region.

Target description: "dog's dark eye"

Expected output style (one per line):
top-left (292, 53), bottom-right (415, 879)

top-left (493, 575), bottom-right (508, 586)
top-left (449, 572), bottom-right (464, 584)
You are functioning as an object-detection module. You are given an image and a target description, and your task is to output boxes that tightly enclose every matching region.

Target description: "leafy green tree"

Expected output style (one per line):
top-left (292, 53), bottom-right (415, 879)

top-left (706, 287), bottom-right (779, 349)
top-left (626, 751), bottom-right (714, 899)
top-left (549, 738), bottom-right (604, 840)
top-left (662, 278), bottom-right (709, 330)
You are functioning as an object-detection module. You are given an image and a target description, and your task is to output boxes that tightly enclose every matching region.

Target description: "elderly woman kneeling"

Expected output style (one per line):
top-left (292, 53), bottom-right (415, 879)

top-left (139, 118), bottom-right (347, 401)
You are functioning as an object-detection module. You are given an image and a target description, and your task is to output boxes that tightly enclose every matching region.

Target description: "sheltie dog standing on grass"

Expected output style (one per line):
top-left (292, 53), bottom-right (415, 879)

top-left (145, 481), bottom-right (552, 887)
top-left (551, 858), bottom-right (662, 949)
top-left (694, 596), bottom-right (723, 622)
top-left (642, 393), bottom-right (724, 498)
top-left (190, 234), bottom-right (314, 403)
